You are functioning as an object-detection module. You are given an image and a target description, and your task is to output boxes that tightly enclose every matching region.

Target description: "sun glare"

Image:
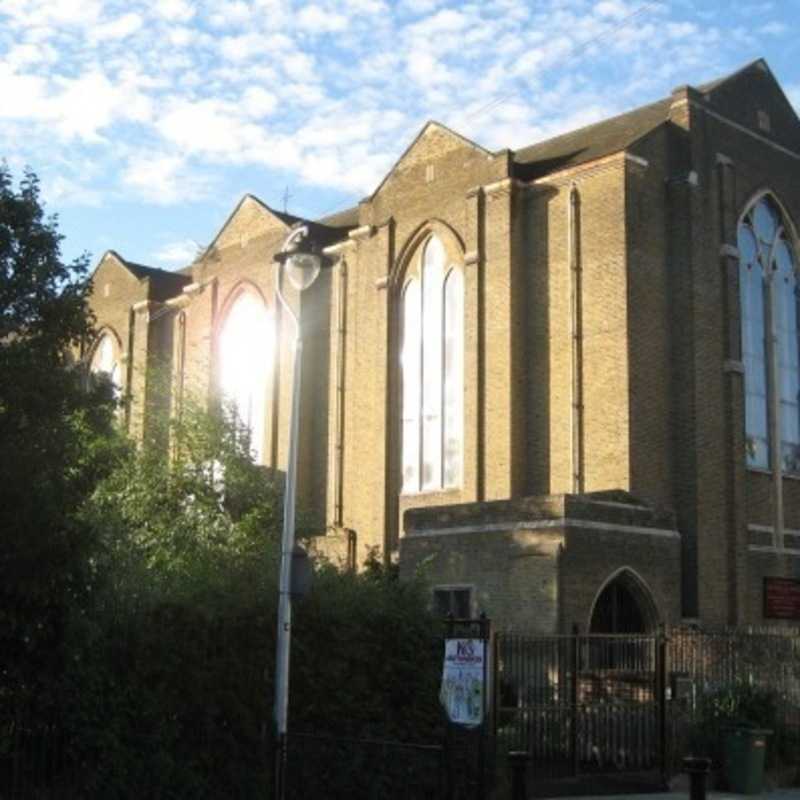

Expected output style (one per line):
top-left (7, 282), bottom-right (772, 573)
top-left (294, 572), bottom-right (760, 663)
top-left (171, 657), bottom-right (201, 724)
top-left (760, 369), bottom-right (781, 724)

top-left (219, 292), bottom-right (274, 464)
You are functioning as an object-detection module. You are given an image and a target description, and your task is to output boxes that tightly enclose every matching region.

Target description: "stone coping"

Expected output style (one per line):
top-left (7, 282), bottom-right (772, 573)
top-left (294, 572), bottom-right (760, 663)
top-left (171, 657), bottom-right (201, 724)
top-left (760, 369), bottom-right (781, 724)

top-left (404, 491), bottom-right (676, 536)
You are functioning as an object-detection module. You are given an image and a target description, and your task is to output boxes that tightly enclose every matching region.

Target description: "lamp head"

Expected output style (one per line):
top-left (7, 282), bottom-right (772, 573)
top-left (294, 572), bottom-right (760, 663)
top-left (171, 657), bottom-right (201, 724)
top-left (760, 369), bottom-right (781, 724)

top-left (274, 224), bottom-right (332, 291)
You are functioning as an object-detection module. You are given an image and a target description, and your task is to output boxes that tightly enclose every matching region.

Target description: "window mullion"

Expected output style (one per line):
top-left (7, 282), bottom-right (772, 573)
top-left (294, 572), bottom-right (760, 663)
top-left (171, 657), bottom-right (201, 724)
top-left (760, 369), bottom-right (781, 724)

top-left (765, 268), bottom-right (784, 548)
top-left (440, 270), bottom-right (447, 489)
top-left (418, 268), bottom-right (425, 493)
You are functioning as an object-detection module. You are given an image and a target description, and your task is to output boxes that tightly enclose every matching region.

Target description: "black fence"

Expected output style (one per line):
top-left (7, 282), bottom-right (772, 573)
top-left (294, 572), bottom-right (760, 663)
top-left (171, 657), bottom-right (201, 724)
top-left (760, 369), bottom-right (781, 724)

top-left (494, 624), bottom-right (800, 791)
top-left (494, 632), bottom-right (665, 787)
top-left (1, 712), bottom-right (79, 800)
top-left (6, 623), bottom-right (800, 798)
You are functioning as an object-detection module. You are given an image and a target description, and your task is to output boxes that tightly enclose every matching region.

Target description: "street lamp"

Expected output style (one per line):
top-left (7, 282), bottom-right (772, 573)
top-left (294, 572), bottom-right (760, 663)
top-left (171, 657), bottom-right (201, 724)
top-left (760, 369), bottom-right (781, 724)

top-left (272, 223), bottom-right (332, 799)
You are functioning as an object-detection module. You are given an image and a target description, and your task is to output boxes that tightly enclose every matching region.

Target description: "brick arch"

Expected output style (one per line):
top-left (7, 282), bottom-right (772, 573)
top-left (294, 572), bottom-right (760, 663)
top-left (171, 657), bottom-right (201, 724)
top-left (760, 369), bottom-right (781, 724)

top-left (214, 282), bottom-right (275, 466)
top-left (391, 218), bottom-right (465, 290)
top-left (88, 325), bottom-right (123, 364)
top-left (738, 188), bottom-right (800, 247)
top-left (588, 567), bottom-right (660, 634)
top-left (215, 279), bottom-right (271, 338)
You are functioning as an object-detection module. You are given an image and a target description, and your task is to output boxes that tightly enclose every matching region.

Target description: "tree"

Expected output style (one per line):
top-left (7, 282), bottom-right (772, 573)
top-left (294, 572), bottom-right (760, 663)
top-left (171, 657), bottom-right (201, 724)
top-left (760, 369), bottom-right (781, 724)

top-left (0, 164), bottom-right (120, 698)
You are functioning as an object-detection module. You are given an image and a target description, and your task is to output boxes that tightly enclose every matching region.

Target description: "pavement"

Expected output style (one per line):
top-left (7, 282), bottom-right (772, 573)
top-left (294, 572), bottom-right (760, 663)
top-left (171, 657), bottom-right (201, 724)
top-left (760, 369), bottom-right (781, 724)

top-left (543, 792), bottom-right (800, 800)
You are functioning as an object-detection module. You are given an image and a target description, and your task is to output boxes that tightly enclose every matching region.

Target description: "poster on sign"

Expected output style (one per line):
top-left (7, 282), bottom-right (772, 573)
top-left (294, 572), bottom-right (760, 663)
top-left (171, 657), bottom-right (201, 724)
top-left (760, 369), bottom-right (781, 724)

top-left (440, 639), bottom-right (485, 727)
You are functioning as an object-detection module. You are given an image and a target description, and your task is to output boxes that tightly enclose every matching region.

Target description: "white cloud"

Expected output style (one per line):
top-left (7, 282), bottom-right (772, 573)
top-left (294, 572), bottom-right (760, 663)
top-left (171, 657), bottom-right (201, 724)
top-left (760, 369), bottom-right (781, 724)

top-left (0, 0), bottom-right (795, 258)
top-left (4, 43), bottom-right (57, 69)
top-left (44, 175), bottom-right (104, 206)
top-left (241, 86), bottom-right (277, 118)
top-left (296, 5), bottom-right (349, 33)
top-left (208, 1), bottom-right (254, 27)
top-left (594, 0), bottom-right (632, 19)
top-left (282, 51), bottom-right (317, 82)
top-left (156, 99), bottom-right (254, 155)
top-left (91, 13), bottom-right (143, 42)
top-left (121, 153), bottom-right (214, 204)
top-left (1, 0), bottom-right (102, 27)
top-left (155, 0), bottom-right (196, 23)
top-left (151, 238), bottom-right (202, 267)
top-left (758, 21), bottom-right (787, 35)
top-left (219, 33), bottom-right (266, 61)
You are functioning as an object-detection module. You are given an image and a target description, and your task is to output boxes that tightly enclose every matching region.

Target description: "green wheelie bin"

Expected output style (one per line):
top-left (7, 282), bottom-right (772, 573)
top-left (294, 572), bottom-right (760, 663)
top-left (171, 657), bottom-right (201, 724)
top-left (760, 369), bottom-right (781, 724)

top-left (723, 727), bottom-right (771, 794)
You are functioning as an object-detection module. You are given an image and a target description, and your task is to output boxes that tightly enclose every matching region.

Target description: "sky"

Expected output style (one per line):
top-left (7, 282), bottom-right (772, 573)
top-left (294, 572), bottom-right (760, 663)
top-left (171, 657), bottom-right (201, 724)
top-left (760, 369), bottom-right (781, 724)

top-left (1, 0), bottom-right (799, 271)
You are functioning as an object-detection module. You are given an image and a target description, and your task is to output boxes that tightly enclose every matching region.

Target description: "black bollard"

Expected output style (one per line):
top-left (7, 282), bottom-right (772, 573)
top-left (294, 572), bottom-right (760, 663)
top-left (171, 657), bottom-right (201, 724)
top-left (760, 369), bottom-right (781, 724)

top-left (683, 756), bottom-right (711, 800)
top-left (508, 751), bottom-right (529, 800)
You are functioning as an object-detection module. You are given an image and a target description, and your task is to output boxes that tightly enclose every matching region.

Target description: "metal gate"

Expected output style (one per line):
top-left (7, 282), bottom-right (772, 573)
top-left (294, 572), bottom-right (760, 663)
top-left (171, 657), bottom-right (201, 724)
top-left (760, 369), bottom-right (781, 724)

top-left (494, 631), bottom-right (666, 787)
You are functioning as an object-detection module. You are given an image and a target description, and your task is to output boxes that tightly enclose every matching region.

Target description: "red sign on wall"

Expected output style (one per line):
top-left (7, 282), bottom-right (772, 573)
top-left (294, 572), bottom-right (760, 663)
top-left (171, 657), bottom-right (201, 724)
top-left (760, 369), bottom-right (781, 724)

top-left (764, 577), bottom-right (800, 620)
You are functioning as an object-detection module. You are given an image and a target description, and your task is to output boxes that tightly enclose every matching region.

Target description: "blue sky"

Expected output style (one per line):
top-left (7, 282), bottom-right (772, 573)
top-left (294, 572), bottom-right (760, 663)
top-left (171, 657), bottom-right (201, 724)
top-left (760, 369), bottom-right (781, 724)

top-left (1, 0), bottom-right (799, 271)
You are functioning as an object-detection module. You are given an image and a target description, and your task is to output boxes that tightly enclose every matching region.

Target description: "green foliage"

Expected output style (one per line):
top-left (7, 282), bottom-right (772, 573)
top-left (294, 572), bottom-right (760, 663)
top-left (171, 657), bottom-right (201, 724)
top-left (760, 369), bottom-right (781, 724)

top-left (80, 398), bottom-right (282, 613)
top-left (0, 167), bottom-right (445, 793)
top-left (0, 164), bottom-right (121, 704)
top-left (293, 558), bottom-right (443, 742)
top-left (689, 681), bottom-right (800, 769)
top-left (59, 402), bottom-right (442, 796)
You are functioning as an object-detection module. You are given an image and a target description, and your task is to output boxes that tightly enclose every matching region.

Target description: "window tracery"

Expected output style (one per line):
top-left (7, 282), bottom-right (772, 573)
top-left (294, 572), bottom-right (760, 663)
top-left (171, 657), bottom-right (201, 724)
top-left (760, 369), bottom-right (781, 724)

top-left (739, 195), bottom-right (800, 472)
top-left (401, 234), bottom-right (463, 493)
top-left (90, 332), bottom-right (121, 397)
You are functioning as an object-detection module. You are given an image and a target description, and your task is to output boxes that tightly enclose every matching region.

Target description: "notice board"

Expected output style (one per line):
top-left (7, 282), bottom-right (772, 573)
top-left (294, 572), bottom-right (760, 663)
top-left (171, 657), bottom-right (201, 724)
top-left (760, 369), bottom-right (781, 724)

top-left (764, 577), bottom-right (800, 620)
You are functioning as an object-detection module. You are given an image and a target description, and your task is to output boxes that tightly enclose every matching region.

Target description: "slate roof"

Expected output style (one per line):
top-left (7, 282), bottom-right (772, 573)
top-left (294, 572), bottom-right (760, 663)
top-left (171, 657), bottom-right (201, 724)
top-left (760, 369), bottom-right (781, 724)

top-left (510, 58), bottom-right (791, 182)
top-left (106, 251), bottom-right (192, 301)
top-left (318, 205), bottom-right (360, 229)
top-left (294, 61), bottom-right (792, 225)
top-left (512, 97), bottom-right (672, 181)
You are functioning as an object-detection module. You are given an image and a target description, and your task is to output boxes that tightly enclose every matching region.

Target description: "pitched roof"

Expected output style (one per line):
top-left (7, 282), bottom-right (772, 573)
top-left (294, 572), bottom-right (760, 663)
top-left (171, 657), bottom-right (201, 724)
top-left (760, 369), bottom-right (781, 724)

top-left (512, 97), bottom-right (672, 180)
top-left (318, 205), bottom-right (360, 229)
top-left (511, 58), bottom-right (799, 181)
top-left (104, 250), bottom-right (192, 301)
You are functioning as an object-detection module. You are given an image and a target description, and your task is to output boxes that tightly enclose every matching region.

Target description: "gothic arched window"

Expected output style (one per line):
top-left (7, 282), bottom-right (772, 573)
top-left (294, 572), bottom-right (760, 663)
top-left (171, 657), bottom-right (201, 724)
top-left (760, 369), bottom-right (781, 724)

top-left (739, 195), bottom-right (800, 472)
top-left (401, 234), bottom-right (463, 493)
top-left (218, 291), bottom-right (274, 465)
top-left (90, 332), bottom-right (121, 397)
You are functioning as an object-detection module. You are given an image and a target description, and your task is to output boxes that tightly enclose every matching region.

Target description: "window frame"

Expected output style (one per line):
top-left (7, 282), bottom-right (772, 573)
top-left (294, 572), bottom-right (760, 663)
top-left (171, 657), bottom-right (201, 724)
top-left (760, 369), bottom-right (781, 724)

top-left (432, 585), bottom-right (473, 619)
top-left (739, 193), bottom-right (800, 476)
top-left (89, 329), bottom-right (122, 398)
top-left (217, 287), bottom-right (275, 466)
top-left (400, 233), bottom-right (464, 495)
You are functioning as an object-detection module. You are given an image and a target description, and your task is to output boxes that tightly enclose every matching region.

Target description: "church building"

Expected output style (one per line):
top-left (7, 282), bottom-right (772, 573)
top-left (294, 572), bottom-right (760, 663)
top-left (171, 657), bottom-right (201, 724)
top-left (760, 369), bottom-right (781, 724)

top-left (86, 59), bottom-right (800, 634)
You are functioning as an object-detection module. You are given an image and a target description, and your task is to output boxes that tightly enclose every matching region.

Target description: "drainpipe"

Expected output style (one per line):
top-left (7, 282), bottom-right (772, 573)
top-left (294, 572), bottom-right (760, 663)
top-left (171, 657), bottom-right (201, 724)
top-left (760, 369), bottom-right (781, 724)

top-left (569, 184), bottom-right (585, 494)
top-left (334, 256), bottom-right (348, 528)
top-left (176, 310), bottom-right (186, 435)
top-left (125, 306), bottom-right (136, 433)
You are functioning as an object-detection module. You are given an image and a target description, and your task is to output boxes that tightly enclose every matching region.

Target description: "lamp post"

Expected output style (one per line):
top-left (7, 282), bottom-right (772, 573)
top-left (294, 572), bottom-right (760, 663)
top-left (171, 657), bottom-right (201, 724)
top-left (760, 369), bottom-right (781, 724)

top-left (272, 223), bottom-right (332, 799)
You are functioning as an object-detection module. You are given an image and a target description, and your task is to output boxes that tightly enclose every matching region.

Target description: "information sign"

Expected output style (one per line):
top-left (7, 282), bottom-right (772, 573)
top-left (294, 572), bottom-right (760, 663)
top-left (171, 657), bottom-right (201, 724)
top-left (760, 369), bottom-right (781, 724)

top-left (764, 577), bottom-right (800, 620)
top-left (440, 638), bottom-right (485, 728)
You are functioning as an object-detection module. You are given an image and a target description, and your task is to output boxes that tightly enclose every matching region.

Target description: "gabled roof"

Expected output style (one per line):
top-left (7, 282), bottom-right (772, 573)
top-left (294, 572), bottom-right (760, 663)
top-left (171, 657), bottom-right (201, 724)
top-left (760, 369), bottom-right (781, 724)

top-left (696, 58), bottom-right (800, 153)
top-left (512, 57), bottom-right (800, 181)
top-left (202, 193), bottom-right (355, 259)
top-left (96, 250), bottom-right (191, 301)
top-left (368, 120), bottom-right (491, 201)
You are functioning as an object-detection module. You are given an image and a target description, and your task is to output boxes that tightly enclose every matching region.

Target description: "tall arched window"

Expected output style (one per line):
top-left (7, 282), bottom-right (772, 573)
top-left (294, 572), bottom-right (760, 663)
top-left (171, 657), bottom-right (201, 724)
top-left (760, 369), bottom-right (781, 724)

top-left (739, 196), bottom-right (800, 472)
top-left (218, 291), bottom-right (274, 465)
top-left (401, 234), bottom-right (463, 493)
top-left (90, 332), bottom-right (121, 397)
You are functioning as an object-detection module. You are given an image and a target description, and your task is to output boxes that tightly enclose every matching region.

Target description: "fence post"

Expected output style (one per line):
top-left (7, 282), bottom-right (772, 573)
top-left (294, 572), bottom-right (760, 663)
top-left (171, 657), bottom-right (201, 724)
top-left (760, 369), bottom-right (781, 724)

top-left (508, 751), bottom-right (529, 800)
top-left (657, 625), bottom-right (668, 786)
top-left (570, 623), bottom-right (579, 778)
